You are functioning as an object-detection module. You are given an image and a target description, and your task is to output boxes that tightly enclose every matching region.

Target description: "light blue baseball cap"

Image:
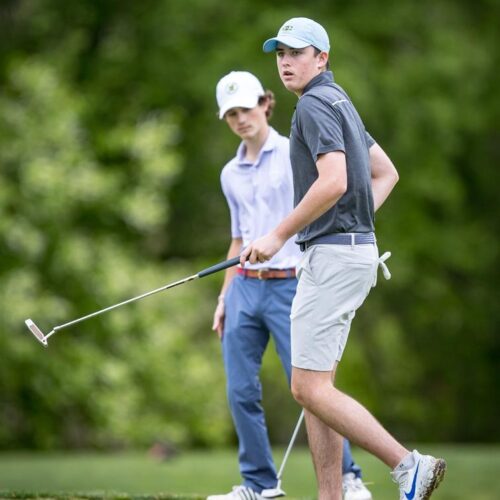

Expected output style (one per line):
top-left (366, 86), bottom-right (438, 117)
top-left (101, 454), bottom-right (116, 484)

top-left (263, 17), bottom-right (330, 53)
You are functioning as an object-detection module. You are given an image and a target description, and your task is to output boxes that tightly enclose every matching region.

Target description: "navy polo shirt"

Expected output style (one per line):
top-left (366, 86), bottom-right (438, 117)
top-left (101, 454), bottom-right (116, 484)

top-left (290, 71), bottom-right (375, 244)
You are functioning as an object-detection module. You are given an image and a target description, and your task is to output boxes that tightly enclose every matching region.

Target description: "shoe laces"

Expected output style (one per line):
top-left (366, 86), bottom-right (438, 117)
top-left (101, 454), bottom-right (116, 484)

top-left (231, 485), bottom-right (261, 500)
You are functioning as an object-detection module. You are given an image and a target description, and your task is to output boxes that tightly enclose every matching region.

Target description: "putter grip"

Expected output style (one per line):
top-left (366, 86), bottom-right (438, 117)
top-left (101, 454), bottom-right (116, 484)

top-left (198, 256), bottom-right (242, 278)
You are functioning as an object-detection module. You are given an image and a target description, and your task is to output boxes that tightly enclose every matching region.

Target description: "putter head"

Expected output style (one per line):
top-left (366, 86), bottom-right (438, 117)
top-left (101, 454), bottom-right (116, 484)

top-left (261, 486), bottom-right (286, 498)
top-left (25, 319), bottom-right (48, 347)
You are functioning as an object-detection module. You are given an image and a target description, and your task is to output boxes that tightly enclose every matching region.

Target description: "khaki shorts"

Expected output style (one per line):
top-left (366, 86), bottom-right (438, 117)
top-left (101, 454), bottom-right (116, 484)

top-left (290, 243), bottom-right (379, 371)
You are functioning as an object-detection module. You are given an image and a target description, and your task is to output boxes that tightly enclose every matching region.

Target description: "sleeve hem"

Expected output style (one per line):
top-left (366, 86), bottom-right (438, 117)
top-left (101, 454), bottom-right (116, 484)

top-left (316, 144), bottom-right (346, 156)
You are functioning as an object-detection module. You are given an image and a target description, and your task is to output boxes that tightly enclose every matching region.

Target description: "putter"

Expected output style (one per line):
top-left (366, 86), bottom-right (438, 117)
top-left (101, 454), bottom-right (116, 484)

top-left (261, 409), bottom-right (305, 498)
top-left (25, 256), bottom-right (242, 347)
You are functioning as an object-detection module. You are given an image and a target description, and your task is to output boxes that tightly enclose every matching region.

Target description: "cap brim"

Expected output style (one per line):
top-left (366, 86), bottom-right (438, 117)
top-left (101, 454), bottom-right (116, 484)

top-left (262, 35), bottom-right (311, 53)
top-left (219, 95), bottom-right (260, 119)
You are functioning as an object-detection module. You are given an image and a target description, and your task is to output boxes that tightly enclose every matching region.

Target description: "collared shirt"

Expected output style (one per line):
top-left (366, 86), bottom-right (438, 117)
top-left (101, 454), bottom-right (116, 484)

top-left (290, 71), bottom-right (376, 244)
top-left (221, 127), bottom-right (301, 270)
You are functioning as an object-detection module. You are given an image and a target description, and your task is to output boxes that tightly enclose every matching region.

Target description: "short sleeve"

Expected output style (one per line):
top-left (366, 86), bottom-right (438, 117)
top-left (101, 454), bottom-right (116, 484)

top-left (220, 171), bottom-right (242, 238)
top-left (365, 130), bottom-right (376, 148)
top-left (296, 95), bottom-right (345, 160)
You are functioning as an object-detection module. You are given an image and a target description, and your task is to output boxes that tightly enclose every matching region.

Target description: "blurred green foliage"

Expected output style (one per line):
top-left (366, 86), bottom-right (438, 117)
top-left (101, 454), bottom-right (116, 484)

top-left (0, 0), bottom-right (498, 450)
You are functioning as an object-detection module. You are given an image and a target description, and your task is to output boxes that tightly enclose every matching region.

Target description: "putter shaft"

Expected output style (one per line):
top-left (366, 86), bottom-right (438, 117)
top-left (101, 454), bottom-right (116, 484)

top-left (50, 274), bottom-right (199, 334)
top-left (25, 256), bottom-right (242, 346)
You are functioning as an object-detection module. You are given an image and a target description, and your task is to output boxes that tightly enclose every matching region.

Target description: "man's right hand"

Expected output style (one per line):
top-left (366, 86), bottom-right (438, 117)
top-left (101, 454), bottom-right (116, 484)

top-left (212, 300), bottom-right (225, 339)
top-left (240, 230), bottom-right (286, 266)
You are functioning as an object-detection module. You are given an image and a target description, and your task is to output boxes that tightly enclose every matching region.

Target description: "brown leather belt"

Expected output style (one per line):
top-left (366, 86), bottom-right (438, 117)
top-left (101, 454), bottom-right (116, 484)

top-left (237, 267), bottom-right (296, 280)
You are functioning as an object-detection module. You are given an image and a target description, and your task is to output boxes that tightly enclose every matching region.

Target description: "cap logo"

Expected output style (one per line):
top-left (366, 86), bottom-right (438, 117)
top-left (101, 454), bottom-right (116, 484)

top-left (281, 24), bottom-right (294, 32)
top-left (226, 82), bottom-right (238, 94)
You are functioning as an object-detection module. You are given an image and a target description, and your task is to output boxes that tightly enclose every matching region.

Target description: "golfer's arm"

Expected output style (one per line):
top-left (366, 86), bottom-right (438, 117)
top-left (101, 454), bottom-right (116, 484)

top-left (219, 237), bottom-right (243, 298)
top-left (370, 143), bottom-right (399, 212)
top-left (274, 152), bottom-right (347, 241)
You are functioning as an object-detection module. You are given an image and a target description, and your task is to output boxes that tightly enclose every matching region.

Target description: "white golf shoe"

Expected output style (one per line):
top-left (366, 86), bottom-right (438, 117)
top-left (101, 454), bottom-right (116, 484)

top-left (391, 450), bottom-right (446, 500)
top-left (207, 485), bottom-right (265, 500)
top-left (342, 472), bottom-right (372, 500)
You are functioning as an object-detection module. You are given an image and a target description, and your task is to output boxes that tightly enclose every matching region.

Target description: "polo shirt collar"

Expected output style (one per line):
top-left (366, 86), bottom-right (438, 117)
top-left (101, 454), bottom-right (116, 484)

top-left (236, 127), bottom-right (278, 166)
top-left (302, 70), bottom-right (335, 95)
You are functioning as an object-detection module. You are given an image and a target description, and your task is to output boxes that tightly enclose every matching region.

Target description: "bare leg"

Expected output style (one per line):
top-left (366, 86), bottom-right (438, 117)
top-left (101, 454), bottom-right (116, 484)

top-left (305, 409), bottom-right (343, 500)
top-left (292, 365), bottom-right (409, 469)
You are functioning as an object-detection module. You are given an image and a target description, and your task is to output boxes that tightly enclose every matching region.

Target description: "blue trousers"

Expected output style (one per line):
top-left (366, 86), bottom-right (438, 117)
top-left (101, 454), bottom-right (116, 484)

top-left (222, 274), bottom-right (362, 493)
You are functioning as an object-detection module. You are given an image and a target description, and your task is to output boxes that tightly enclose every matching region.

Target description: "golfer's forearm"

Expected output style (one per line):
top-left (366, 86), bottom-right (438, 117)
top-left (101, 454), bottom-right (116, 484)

top-left (369, 143), bottom-right (399, 212)
top-left (274, 180), bottom-right (345, 241)
top-left (372, 175), bottom-right (398, 211)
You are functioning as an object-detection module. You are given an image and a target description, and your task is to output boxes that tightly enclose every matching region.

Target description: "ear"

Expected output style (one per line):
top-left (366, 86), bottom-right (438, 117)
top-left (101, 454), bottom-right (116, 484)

top-left (259, 96), bottom-right (270, 113)
top-left (317, 51), bottom-right (329, 70)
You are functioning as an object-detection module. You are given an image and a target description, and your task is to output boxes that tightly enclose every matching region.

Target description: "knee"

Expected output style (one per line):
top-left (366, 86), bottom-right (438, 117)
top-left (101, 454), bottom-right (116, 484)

top-left (291, 375), bottom-right (312, 407)
top-left (290, 383), bottom-right (304, 406)
top-left (227, 380), bottom-right (261, 407)
top-left (291, 370), bottom-right (332, 409)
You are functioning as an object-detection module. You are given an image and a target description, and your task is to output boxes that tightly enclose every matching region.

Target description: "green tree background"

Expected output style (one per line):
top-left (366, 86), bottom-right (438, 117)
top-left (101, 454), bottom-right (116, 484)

top-left (0, 0), bottom-right (498, 450)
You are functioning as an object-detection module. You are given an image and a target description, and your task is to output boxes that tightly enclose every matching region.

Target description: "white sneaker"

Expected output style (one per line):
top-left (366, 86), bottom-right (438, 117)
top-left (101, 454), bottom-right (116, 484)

top-left (343, 472), bottom-right (373, 500)
top-left (207, 485), bottom-right (265, 500)
top-left (391, 450), bottom-right (446, 500)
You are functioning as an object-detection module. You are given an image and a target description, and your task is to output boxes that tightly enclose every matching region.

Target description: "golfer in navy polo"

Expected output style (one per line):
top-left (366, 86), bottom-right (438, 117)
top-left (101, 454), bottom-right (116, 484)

top-left (241, 17), bottom-right (447, 500)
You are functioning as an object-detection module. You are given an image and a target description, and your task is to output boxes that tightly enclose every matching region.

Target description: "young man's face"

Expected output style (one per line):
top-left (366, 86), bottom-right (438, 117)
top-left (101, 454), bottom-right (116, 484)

top-left (276, 44), bottom-right (328, 96)
top-left (224, 102), bottom-right (268, 141)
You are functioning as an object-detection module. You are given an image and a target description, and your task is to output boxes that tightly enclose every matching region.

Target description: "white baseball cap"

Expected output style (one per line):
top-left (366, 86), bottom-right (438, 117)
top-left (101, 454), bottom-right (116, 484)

top-left (216, 71), bottom-right (265, 119)
top-left (263, 17), bottom-right (330, 53)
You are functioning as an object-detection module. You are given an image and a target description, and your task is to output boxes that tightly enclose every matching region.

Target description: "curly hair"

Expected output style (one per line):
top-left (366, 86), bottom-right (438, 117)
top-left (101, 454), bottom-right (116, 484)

top-left (258, 90), bottom-right (276, 120)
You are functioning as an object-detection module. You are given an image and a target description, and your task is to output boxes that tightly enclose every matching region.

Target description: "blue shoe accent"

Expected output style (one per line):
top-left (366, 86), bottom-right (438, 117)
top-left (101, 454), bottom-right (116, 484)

top-left (404, 461), bottom-right (419, 500)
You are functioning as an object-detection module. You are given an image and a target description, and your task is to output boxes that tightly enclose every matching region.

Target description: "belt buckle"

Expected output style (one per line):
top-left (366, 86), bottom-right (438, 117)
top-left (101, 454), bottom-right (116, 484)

top-left (257, 268), bottom-right (269, 280)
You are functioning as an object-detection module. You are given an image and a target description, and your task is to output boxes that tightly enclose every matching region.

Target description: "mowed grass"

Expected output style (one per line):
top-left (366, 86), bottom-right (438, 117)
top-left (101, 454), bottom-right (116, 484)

top-left (0, 444), bottom-right (498, 499)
